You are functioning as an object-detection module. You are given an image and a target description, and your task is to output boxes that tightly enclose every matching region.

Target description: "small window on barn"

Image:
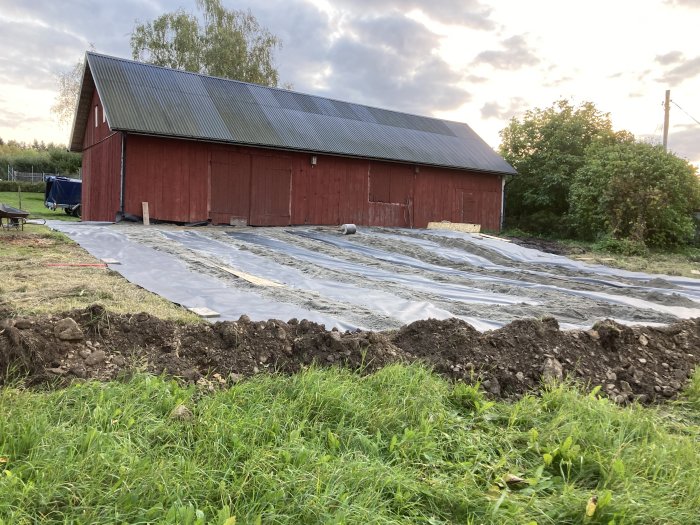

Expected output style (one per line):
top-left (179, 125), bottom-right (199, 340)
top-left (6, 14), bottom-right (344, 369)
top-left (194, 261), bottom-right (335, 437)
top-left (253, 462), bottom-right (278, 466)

top-left (102, 107), bottom-right (106, 123)
top-left (94, 106), bottom-right (98, 128)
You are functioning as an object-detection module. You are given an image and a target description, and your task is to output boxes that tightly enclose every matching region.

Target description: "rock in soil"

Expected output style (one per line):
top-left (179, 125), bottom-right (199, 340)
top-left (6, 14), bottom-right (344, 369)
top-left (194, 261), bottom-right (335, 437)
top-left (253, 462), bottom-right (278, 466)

top-left (1, 306), bottom-right (699, 404)
top-left (84, 350), bottom-right (107, 366)
top-left (54, 318), bottom-right (84, 342)
top-left (542, 358), bottom-right (564, 383)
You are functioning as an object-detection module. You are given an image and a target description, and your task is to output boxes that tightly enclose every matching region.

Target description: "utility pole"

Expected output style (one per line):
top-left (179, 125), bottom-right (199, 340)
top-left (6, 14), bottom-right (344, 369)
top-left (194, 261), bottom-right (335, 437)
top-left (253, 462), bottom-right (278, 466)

top-left (662, 89), bottom-right (670, 151)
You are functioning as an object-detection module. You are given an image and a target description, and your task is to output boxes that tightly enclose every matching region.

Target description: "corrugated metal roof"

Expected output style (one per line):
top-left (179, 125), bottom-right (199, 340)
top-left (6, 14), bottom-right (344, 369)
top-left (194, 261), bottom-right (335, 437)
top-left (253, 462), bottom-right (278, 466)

top-left (70, 52), bottom-right (516, 174)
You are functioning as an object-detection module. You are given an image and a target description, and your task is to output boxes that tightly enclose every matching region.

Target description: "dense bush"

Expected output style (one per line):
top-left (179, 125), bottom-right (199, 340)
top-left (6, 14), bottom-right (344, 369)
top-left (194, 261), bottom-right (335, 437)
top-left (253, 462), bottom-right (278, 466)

top-left (0, 140), bottom-right (81, 178)
top-left (500, 100), bottom-right (627, 235)
top-left (570, 141), bottom-right (700, 248)
top-left (500, 100), bottom-right (700, 248)
top-left (0, 180), bottom-right (45, 192)
top-left (593, 235), bottom-right (650, 256)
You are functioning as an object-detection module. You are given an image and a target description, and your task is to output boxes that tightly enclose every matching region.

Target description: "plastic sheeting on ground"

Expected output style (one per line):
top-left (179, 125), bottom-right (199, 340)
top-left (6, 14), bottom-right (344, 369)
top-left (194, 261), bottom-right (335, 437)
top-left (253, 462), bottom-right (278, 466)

top-left (370, 230), bottom-right (700, 304)
top-left (48, 222), bottom-right (357, 330)
top-left (225, 232), bottom-right (510, 330)
top-left (161, 230), bottom-right (465, 327)
top-left (226, 231), bottom-right (532, 307)
top-left (423, 229), bottom-right (700, 292)
top-left (291, 230), bottom-right (700, 319)
top-left (48, 222), bottom-right (700, 332)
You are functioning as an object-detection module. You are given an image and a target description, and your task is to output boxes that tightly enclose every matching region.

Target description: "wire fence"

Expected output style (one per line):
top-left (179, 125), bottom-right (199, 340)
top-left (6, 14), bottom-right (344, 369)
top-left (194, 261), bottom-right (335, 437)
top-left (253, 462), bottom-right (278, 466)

top-left (2, 167), bottom-right (82, 182)
top-left (8, 172), bottom-right (57, 183)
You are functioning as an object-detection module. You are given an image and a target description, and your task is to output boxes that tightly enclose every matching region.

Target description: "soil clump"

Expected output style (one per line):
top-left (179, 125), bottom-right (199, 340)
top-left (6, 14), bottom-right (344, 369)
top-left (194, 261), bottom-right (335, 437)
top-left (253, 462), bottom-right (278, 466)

top-left (2, 305), bottom-right (698, 404)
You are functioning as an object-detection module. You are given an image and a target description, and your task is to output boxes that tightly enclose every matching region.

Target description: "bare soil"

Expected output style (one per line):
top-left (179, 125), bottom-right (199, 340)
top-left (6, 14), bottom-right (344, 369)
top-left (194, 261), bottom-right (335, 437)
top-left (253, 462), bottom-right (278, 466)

top-left (2, 305), bottom-right (698, 404)
top-left (507, 236), bottom-right (586, 256)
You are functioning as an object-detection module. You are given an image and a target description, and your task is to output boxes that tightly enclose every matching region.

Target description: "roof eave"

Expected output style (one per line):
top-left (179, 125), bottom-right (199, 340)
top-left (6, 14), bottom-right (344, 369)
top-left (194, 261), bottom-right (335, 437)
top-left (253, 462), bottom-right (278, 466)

top-left (113, 128), bottom-right (517, 175)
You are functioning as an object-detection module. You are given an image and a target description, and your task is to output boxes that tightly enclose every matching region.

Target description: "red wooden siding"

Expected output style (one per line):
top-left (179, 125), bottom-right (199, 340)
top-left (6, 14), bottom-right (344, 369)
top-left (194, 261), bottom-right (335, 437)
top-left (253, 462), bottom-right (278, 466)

top-left (291, 156), bottom-right (369, 226)
top-left (413, 167), bottom-right (502, 230)
top-left (81, 90), bottom-right (120, 221)
top-left (83, 120), bottom-right (503, 229)
top-left (210, 149), bottom-right (251, 225)
top-left (249, 155), bottom-right (292, 226)
top-left (366, 162), bottom-right (415, 227)
top-left (83, 89), bottom-right (112, 146)
top-left (124, 135), bottom-right (208, 223)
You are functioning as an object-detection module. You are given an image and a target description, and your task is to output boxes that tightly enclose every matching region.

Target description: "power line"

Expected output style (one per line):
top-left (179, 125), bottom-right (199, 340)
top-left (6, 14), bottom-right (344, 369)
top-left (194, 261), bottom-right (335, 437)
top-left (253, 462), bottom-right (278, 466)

top-left (670, 100), bottom-right (700, 127)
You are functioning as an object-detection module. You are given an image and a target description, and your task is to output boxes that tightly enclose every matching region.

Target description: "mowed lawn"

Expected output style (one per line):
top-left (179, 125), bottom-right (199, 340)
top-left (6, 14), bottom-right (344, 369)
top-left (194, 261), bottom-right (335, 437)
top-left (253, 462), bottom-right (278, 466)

top-left (0, 191), bottom-right (79, 222)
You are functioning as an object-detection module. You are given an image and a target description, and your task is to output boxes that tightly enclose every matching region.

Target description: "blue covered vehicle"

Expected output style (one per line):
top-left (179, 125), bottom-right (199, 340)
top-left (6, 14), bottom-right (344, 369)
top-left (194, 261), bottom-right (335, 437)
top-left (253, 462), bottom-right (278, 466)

top-left (45, 176), bottom-right (82, 217)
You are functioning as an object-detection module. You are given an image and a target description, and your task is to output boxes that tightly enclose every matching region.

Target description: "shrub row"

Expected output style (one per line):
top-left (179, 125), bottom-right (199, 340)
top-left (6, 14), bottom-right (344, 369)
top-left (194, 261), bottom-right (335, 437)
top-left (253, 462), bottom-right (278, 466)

top-left (0, 180), bottom-right (45, 193)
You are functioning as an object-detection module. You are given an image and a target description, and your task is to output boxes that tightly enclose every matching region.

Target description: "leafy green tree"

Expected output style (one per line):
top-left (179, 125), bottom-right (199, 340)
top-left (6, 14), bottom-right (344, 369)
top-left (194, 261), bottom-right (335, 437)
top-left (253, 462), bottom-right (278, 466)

top-left (131, 0), bottom-right (281, 87)
top-left (570, 141), bottom-right (700, 248)
top-left (499, 100), bottom-right (629, 234)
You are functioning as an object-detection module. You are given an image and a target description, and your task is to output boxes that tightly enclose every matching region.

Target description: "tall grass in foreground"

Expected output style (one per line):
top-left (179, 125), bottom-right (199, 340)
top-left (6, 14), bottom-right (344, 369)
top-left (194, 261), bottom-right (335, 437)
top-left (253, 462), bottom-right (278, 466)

top-left (1, 365), bottom-right (699, 524)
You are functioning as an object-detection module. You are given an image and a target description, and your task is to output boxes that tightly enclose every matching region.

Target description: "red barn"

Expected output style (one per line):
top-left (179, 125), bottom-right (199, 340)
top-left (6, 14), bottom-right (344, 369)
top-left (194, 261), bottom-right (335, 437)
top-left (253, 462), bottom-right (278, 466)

top-left (70, 52), bottom-right (515, 228)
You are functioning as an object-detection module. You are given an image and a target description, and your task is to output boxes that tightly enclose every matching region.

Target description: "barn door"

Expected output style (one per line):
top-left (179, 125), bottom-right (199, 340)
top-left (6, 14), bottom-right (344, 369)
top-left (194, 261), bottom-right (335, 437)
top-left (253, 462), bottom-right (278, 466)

top-left (209, 151), bottom-right (251, 225)
top-left (460, 190), bottom-right (479, 224)
top-left (249, 155), bottom-right (292, 226)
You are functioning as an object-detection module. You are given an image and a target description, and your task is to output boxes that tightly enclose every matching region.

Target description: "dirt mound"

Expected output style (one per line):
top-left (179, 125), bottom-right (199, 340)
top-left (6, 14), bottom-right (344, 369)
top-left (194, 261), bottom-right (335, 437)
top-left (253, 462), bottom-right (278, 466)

top-left (2, 305), bottom-right (699, 403)
top-left (392, 316), bottom-right (699, 403)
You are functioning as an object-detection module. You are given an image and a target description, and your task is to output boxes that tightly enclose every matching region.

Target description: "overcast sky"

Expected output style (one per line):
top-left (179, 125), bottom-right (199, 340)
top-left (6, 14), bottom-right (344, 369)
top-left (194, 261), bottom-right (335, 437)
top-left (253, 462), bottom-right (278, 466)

top-left (1, 0), bottom-right (699, 165)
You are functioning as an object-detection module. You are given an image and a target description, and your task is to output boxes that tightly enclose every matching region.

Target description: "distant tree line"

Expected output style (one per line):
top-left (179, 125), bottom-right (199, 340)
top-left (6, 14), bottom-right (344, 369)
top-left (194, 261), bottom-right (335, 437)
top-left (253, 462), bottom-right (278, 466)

top-left (0, 139), bottom-right (82, 178)
top-left (500, 100), bottom-right (700, 252)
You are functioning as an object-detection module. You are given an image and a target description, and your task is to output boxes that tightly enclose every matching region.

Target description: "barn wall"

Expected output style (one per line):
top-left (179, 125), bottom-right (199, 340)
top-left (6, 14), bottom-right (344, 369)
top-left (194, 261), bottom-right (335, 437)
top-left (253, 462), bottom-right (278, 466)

top-left (119, 135), bottom-right (503, 229)
top-left (124, 135), bottom-right (209, 223)
top-left (81, 90), bottom-right (121, 221)
top-left (414, 167), bottom-right (502, 230)
top-left (292, 155), bottom-right (502, 229)
top-left (290, 155), bottom-right (369, 226)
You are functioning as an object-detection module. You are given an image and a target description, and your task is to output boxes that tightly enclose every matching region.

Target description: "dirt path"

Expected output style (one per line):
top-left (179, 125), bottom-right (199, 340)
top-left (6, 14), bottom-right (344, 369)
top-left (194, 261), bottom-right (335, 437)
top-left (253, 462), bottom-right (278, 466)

top-left (2, 305), bottom-right (698, 404)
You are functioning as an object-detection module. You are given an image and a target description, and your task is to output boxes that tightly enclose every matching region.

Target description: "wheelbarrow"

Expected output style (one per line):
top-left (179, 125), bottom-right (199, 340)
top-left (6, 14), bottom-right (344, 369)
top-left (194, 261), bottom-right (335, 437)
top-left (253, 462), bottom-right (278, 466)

top-left (0, 203), bottom-right (31, 231)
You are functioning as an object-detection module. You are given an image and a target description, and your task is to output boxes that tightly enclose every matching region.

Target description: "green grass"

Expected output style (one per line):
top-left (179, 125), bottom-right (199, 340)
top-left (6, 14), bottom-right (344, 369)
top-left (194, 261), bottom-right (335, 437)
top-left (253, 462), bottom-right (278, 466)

top-left (0, 191), bottom-right (78, 221)
top-left (567, 242), bottom-right (700, 278)
top-left (2, 365), bottom-right (699, 524)
top-left (499, 228), bottom-right (700, 278)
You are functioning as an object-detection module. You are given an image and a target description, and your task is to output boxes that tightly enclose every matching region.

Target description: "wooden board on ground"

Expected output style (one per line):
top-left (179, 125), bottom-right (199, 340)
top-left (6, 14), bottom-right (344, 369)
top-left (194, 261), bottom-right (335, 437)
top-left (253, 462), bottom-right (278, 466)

top-left (427, 221), bottom-right (481, 233)
top-left (188, 306), bottom-right (220, 318)
top-left (214, 264), bottom-right (283, 287)
top-left (476, 232), bottom-right (512, 243)
top-left (101, 258), bottom-right (121, 265)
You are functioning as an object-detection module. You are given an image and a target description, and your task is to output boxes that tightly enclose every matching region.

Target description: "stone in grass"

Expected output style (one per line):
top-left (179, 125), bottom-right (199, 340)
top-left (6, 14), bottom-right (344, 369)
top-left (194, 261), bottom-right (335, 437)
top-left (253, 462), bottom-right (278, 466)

top-left (170, 405), bottom-right (194, 421)
top-left (54, 318), bottom-right (84, 342)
